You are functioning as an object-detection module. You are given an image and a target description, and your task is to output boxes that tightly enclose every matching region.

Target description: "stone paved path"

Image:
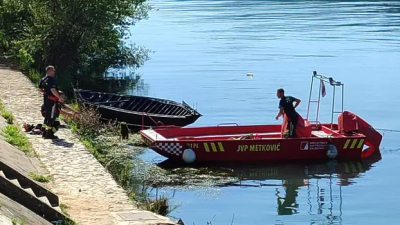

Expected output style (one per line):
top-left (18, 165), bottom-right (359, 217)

top-left (0, 68), bottom-right (177, 225)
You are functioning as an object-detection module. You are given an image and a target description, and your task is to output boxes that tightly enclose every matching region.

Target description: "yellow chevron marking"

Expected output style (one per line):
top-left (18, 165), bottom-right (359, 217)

top-left (218, 142), bottom-right (225, 152)
top-left (204, 142), bottom-right (225, 152)
top-left (344, 139), bottom-right (351, 149)
top-left (357, 162), bottom-right (364, 172)
top-left (357, 139), bottom-right (365, 149)
top-left (210, 143), bottom-right (218, 152)
top-left (350, 139), bottom-right (358, 149)
top-left (350, 163), bottom-right (357, 173)
top-left (204, 143), bottom-right (210, 152)
top-left (344, 163), bottom-right (350, 173)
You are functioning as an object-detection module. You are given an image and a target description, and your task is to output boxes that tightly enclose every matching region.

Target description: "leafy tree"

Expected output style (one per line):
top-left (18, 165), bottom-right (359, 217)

top-left (0, 0), bottom-right (151, 94)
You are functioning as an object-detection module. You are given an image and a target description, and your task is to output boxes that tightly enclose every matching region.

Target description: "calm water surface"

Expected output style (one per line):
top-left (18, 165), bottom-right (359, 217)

top-left (131, 1), bottom-right (400, 224)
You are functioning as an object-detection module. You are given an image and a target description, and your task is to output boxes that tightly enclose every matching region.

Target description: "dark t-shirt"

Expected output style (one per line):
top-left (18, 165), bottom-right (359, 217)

top-left (38, 76), bottom-right (46, 90)
top-left (279, 96), bottom-right (298, 119)
top-left (43, 76), bottom-right (58, 98)
top-left (38, 75), bottom-right (47, 101)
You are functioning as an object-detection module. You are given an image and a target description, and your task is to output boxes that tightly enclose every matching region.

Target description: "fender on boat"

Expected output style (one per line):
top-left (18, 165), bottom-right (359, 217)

top-left (326, 144), bottom-right (338, 159)
top-left (338, 111), bottom-right (382, 149)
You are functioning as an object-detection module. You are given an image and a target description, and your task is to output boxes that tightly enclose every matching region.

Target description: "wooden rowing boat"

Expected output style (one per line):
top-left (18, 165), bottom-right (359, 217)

top-left (73, 89), bottom-right (202, 129)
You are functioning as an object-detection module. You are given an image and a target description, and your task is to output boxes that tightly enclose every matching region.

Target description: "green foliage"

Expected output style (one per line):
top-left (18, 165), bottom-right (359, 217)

top-left (142, 196), bottom-right (174, 216)
top-left (59, 203), bottom-right (70, 217)
top-left (28, 172), bottom-right (53, 183)
top-left (69, 102), bottom-right (80, 111)
top-left (0, 109), bottom-right (14, 124)
top-left (17, 48), bottom-right (34, 71)
top-left (64, 105), bottom-right (121, 164)
top-left (0, 0), bottom-right (151, 93)
top-left (53, 203), bottom-right (78, 225)
top-left (64, 106), bottom-right (176, 216)
top-left (28, 68), bottom-right (41, 86)
top-left (1, 124), bottom-right (35, 155)
top-left (0, 99), bottom-right (14, 124)
top-left (11, 217), bottom-right (26, 225)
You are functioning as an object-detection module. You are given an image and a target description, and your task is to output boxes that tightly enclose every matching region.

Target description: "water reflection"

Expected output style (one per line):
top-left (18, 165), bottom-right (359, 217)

top-left (157, 149), bottom-right (381, 222)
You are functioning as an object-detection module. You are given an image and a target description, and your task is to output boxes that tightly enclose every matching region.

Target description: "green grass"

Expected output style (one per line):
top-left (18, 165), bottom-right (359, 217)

top-left (59, 203), bottom-right (70, 216)
top-left (142, 196), bottom-right (174, 216)
top-left (11, 218), bottom-right (26, 225)
top-left (1, 124), bottom-right (35, 156)
top-left (0, 99), bottom-right (14, 124)
top-left (0, 100), bottom-right (37, 156)
top-left (28, 172), bottom-right (53, 183)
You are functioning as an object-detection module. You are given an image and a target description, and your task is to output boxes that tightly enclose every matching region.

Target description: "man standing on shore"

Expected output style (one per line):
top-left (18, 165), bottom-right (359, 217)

top-left (41, 65), bottom-right (64, 139)
top-left (38, 70), bottom-right (49, 124)
top-left (275, 88), bottom-right (301, 138)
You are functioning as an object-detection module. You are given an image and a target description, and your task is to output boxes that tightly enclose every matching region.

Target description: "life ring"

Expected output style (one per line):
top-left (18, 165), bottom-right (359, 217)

top-left (182, 149), bottom-right (196, 163)
top-left (326, 143), bottom-right (338, 159)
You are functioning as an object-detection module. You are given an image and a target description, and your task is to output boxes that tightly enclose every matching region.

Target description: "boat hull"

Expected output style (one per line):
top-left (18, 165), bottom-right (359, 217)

top-left (93, 104), bottom-right (201, 129)
top-left (74, 89), bottom-right (202, 129)
top-left (145, 136), bottom-right (364, 163)
top-left (140, 123), bottom-right (373, 163)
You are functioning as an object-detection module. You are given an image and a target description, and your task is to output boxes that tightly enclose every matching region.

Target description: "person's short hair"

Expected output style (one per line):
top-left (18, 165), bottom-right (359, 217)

top-left (45, 65), bottom-right (56, 72)
top-left (277, 88), bottom-right (284, 94)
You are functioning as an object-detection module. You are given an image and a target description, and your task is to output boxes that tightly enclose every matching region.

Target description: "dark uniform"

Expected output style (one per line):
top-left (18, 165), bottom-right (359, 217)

top-left (38, 75), bottom-right (48, 124)
top-left (40, 91), bottom-right (64, 127)
top-left (279, 96), bottom-right (299, 138)
top-left (42, 75), bottom-right (60, 139)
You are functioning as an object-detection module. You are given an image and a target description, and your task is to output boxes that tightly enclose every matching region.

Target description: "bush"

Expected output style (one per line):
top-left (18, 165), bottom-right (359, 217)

top-left (65, 105), bottom-right (121, 161)
top-left (28, 69), bottom-right (41, 86)
top-left (68, 105), bottom-right (118, 138)
top-left (0, 0), bottom-right (151, 94)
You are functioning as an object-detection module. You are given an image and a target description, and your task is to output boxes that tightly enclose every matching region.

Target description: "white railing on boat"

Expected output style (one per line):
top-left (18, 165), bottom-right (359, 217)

top-left (306, 71), bottom-right (344, 133)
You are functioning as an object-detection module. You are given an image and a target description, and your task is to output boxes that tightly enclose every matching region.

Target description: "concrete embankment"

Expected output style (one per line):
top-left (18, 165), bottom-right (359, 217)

top-left (0, 67), bottom-right (177, 225)
top-left (0, 115), bottom-right (52, 225)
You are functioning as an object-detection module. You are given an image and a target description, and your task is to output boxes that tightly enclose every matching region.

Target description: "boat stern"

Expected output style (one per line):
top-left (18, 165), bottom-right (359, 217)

top-left (140, 129), bottom-right (186, 160)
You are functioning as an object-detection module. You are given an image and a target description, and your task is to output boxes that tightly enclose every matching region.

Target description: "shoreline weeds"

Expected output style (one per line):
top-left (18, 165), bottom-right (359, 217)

top-left (0, 67), bottom-right (177, 225)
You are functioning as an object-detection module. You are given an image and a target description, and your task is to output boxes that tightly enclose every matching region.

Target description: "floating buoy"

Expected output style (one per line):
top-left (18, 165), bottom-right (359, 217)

top-left (182, 149), bottom-right (196, 163)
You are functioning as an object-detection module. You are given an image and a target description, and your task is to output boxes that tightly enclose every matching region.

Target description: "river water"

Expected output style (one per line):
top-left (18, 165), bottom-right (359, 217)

top-left (131, 1), bottom-right (400, 224)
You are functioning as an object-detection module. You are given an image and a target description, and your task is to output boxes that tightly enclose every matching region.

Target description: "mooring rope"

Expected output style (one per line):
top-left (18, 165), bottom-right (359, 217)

top-left (375, 128), bottom-right (400, 133)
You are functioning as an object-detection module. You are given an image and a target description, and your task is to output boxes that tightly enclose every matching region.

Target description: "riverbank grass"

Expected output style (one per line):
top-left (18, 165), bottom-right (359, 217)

top-left (64, 105), bottom-right (173, 216)
top-left (0, 100), bottom-right (14, 124)
top-left (1, 124), bottom-right (36, 156)
top-left (28, 172), bottom-right (53, 183)
top-left (11, 218), bottom-right (26, 225)
top-left (0, 99), bottom-right (34, 155)
top-left (142, 196), bottom-right (172, 217)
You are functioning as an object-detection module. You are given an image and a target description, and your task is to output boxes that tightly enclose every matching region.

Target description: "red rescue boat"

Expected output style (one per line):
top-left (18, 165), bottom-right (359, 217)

top-left (140, 71), bottom-right (383, 164)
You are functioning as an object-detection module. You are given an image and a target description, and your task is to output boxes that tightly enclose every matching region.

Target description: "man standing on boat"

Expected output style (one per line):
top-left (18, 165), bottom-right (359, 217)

top-left (41, 65), bottom-right (64, 139)
top-left (275, 88), bottom-right (301, 138)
